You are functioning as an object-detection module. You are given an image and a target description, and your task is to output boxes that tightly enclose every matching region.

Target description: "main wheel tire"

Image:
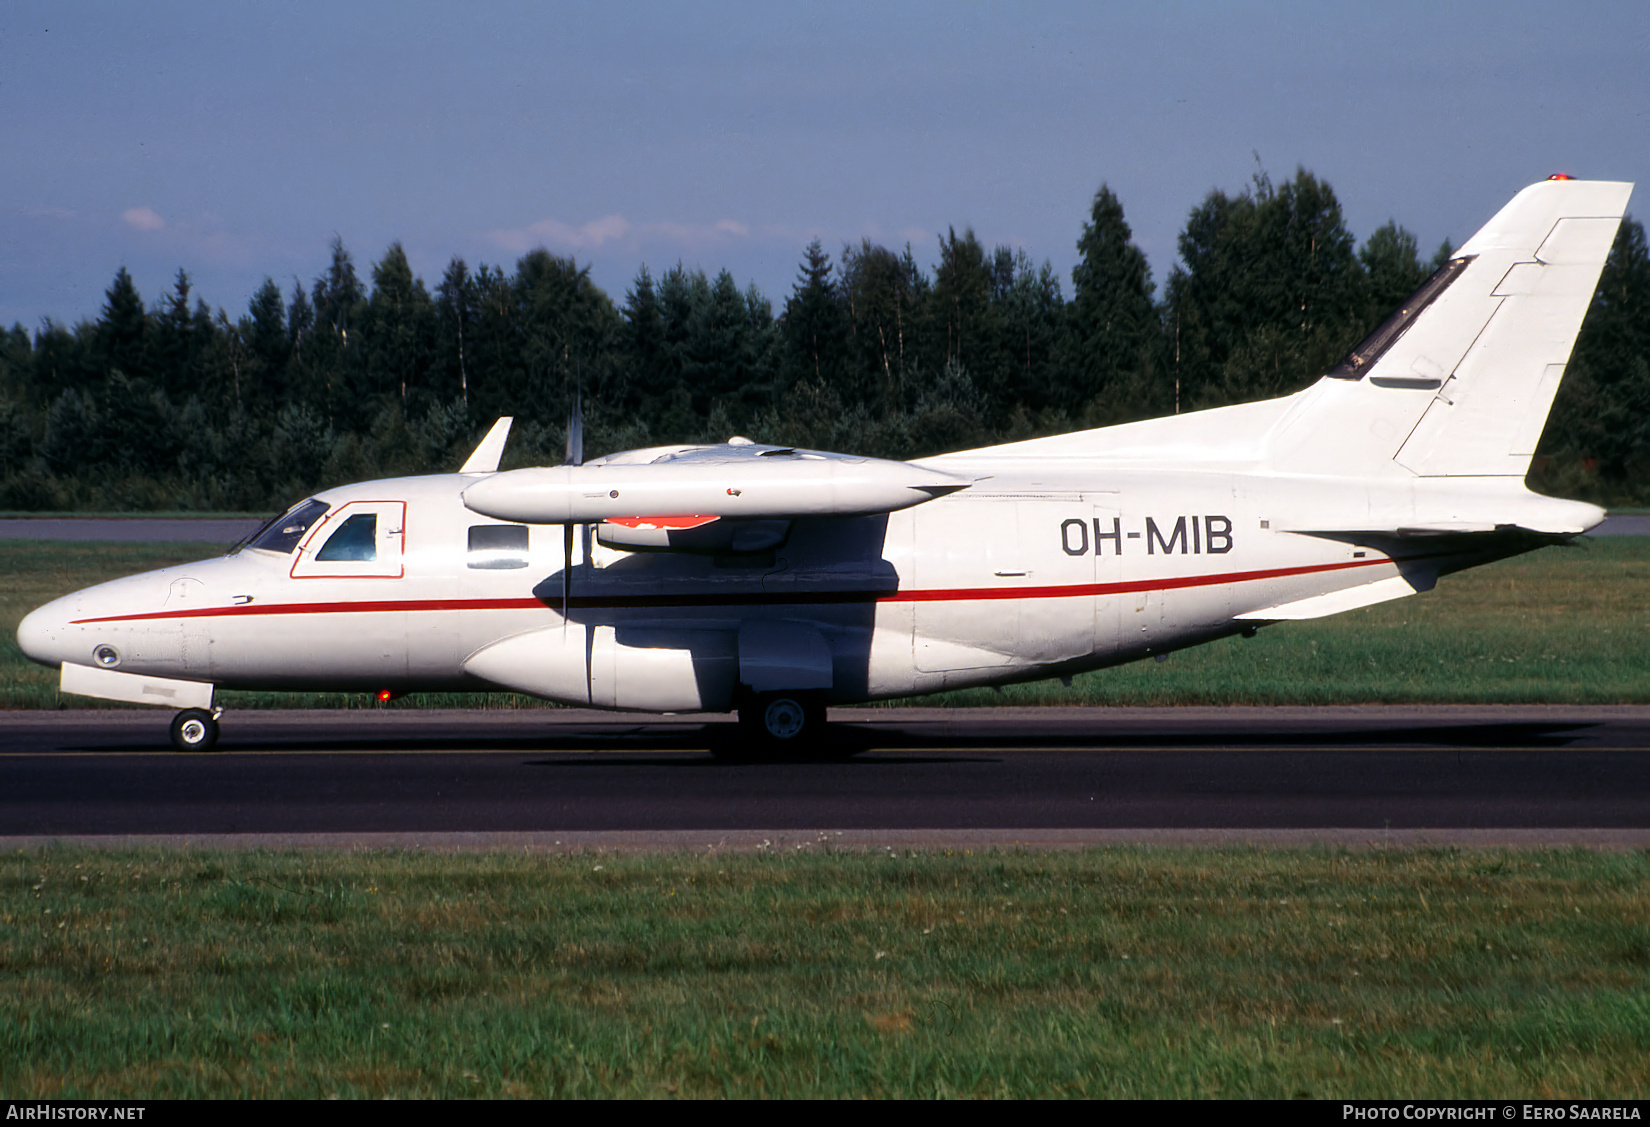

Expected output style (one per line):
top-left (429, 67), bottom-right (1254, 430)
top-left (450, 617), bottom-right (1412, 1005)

top-left (170, 708), bottom-right (219, 753)
top-left (735, 692), bottom-right (826, 752)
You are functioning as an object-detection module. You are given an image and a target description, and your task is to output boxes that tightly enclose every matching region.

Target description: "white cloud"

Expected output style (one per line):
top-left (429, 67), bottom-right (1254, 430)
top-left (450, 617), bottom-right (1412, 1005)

top-left (122, 206), bottom-right (165, 232)
top-left (484, 214), bottom-right (751, 256)
top-left (531, 213), bottom-right (631, 249)
top-left (484, 213), bottom-right (630, 254)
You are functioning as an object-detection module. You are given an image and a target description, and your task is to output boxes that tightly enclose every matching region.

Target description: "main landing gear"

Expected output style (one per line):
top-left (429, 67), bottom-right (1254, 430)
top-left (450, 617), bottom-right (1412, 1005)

top-left (720, 691), bottom-right (830, 761)
top-left (170, 708), bottom-right (221, 753)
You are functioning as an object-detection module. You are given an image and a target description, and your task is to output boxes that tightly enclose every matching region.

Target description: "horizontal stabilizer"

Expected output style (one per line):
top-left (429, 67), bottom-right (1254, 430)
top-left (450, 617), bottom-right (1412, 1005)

top-left (1235, 575), bottom-right (1426, 622)
top-left (1278, 486), bottom-right (1603, 539)
top-left (1281, 522), bottom-right (1504, 537)
top-left (463, 442), bottom-right (970, 524)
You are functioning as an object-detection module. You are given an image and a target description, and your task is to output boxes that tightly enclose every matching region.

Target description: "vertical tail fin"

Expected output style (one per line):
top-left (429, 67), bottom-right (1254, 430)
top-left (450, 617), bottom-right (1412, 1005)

top-left (1268, 177), bottom-right (1632, 477)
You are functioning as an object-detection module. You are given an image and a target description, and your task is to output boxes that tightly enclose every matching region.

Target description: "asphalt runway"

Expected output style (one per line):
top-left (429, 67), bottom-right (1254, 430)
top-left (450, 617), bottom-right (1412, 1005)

top-left (2, 706), bottom-right (1648, 848)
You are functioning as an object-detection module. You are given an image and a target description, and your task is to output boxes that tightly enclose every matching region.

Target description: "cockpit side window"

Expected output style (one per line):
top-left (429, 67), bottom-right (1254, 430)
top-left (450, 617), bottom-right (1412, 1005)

top-left (468, 524), bottom-right (529, 569)
top-left (238, 498), bottom-right (331, 555)
top-left (315, 513), bottom-right (379, 562)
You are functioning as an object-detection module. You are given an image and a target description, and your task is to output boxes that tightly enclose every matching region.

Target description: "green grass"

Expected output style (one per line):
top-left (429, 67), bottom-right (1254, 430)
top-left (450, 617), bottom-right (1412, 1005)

top-left (2, 846), bottom-right (1646, 1098)
top-left (3, 538), bottom-right (1649, 710)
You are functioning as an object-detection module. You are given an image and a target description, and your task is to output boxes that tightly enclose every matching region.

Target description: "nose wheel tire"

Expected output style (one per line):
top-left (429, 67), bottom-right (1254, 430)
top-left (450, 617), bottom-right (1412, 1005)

top-left (170, 708), bottom-right (220, 753)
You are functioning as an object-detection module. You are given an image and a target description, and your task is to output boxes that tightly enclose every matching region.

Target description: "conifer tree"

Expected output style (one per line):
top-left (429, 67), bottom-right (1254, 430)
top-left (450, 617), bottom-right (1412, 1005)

top-left (1358, 221), bottom-right (1428, 319)
top-left (148, 269), bottom-right (199, 401)
top-left (245, 278), bottom-right (290, 409)
top-left (839, 240), bottom-right (922, 411)
top-left (310, 237), bottom-right (365, 424)
top-left (1063, 184), bottom-right (1159, 416)
top-left (365, 243), bottom-right (434, 410)
top-left (435, 258), bottom-right (476, 406)
top-left (95, 267), bottom-right (147, 384)
top-left (1165, 168), bottom-right (1365, 408)
top-left (929, 229), bottom-right (994, 373)
top-left (781, 241), bottom-right (848, 392)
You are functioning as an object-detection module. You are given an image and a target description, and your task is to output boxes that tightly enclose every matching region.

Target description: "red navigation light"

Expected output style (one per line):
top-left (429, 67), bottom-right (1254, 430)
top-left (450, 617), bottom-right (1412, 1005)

top-left (1547, 172), bottom-right (1575, 181)
top-left (376, 689), bottom-right (399, 702)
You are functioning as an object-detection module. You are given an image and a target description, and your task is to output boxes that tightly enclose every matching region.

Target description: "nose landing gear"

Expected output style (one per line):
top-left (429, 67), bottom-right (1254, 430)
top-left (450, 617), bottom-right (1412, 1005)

top-left (170, 707), bottom-right (221, 753)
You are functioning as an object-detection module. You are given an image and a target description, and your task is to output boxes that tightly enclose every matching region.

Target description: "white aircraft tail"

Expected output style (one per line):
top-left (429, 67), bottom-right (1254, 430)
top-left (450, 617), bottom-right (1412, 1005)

top-left (956, 178), bottom-right (1631, 485)
top-left (1265, 176), bottom-right (1631, 478)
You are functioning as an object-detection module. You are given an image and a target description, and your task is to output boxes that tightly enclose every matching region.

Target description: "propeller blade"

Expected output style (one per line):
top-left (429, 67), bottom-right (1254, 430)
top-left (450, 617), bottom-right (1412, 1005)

top-left (563, 521), bottom-right (574, 623)
top-left (566, 385), bottom-right (584, 468)
top-left (564, 376), bottom-right (580, 629)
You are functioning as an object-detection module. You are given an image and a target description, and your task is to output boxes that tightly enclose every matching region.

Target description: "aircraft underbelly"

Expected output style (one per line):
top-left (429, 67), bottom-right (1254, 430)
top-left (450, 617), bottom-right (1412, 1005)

top-left (204, 610), bottom-right (411, 686)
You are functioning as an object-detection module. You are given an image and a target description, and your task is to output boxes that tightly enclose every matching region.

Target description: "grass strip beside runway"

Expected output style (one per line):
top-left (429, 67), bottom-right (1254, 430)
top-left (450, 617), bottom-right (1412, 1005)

top-left (2, 846), bottom-right (1647, 1098)
top-left (2, 537), bottom-right (1648, 708)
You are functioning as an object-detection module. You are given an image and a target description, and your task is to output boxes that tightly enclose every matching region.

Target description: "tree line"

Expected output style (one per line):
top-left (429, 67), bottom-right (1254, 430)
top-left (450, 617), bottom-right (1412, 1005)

top-left (1, 167), bottom-right (1646, 513)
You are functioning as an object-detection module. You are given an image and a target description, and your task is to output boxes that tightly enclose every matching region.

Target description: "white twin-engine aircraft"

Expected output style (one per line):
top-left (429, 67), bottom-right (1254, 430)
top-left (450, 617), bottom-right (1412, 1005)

top-left (16, 177), bottom-right (1631, 753)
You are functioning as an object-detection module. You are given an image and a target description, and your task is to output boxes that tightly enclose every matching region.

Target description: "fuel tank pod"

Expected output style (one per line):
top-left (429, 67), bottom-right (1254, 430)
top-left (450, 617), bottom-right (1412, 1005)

top-left (460, 450), bottom-right (969, 524)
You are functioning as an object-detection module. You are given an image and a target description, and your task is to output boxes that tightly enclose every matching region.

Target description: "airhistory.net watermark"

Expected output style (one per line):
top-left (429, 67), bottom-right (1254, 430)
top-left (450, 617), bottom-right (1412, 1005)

top-left (6, 1109), bottom-right (145, 1121)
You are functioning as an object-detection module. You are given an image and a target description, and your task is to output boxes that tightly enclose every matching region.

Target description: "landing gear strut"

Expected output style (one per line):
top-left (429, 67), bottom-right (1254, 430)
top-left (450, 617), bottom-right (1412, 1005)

top-left (170, 708), bottom-right (221, 753)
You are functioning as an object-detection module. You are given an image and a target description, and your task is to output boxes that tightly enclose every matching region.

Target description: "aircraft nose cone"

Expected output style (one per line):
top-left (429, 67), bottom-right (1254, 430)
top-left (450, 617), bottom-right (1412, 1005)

top-left (16, 601), bottom-right (69, 667)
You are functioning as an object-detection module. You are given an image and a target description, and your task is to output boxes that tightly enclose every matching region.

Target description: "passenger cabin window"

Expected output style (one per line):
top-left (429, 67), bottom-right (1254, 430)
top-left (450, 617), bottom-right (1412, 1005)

top-left (240, 498), bottom-right (330, 554)
top-left (468, 524), bottom-right (529, 569)
top-left (316, 513), bottom-right (378, 562)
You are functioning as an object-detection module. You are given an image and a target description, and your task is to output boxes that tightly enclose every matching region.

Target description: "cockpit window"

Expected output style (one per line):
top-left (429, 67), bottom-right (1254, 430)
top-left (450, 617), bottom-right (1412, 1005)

top-left (315, 513), bottom-right (378, 562)
top-left (234, 498), bottom-right (331, 555)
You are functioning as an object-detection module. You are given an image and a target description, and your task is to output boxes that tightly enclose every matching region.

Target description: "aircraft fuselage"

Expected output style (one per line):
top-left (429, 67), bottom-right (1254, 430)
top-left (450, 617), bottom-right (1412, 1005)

top-left (15, 459), bottom-right (1579, 710)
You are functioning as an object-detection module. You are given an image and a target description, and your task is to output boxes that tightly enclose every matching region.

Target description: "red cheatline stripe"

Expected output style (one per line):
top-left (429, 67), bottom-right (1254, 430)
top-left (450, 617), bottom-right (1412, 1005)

top-left (68, 556), bottom-right (1393, 625)
top-left (886, 556), bottom-right (1387, 603)
top-left (73, 597), bottom-right (542, 624)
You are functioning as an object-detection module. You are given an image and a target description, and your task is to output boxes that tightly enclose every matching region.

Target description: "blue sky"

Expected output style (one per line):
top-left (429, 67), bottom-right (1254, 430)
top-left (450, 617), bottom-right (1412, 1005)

top-left (3, 1), bottom-right (1647, 328)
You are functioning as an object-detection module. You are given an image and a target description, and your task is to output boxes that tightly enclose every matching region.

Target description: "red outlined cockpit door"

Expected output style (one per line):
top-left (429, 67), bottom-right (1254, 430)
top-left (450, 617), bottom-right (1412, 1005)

top-left (291, 500), bottom-right (406, 579)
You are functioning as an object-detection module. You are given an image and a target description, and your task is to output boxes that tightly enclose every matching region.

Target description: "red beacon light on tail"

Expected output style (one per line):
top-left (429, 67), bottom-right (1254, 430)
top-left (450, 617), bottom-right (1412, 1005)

top-left (1547, 172), bottom-right (1575, 180)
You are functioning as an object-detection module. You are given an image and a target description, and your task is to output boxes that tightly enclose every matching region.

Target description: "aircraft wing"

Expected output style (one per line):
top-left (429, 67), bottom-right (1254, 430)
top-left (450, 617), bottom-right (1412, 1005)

top-left (461, 441), bottom-right (971, 524)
